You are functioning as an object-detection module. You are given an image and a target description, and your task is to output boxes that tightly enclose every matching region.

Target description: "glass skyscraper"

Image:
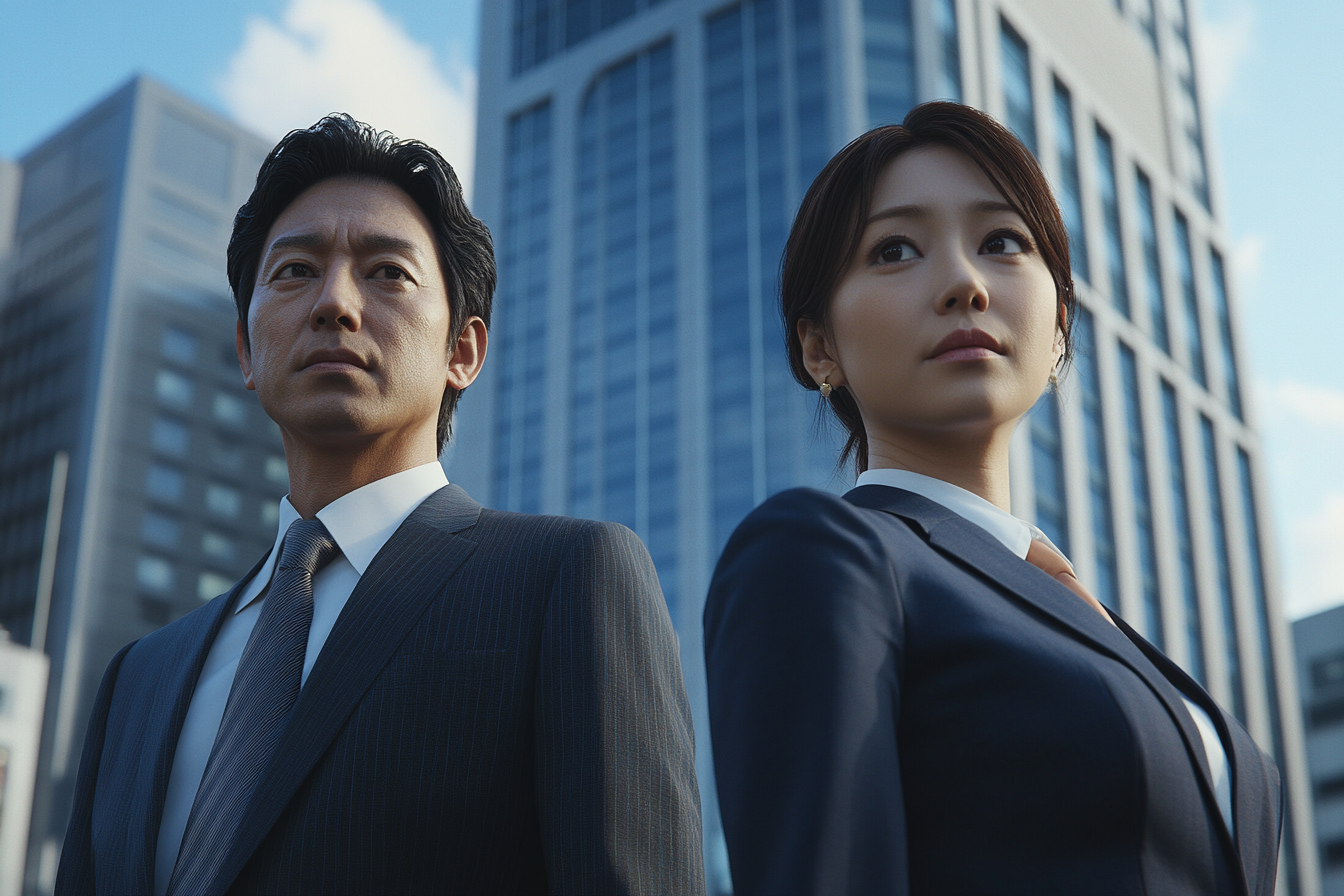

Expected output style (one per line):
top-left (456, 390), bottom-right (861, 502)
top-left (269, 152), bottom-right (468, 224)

top-left (460, 0), bottom-right (1317, 890)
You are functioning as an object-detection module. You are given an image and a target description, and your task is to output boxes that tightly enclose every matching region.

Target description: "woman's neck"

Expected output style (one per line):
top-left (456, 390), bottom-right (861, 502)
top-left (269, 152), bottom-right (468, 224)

top-left (864, 427), bottom-right (1014, 512)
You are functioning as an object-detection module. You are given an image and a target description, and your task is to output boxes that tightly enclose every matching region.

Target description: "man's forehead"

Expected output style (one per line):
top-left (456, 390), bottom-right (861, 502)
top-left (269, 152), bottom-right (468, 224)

top-left (263, 177), bottom-right (435, 254)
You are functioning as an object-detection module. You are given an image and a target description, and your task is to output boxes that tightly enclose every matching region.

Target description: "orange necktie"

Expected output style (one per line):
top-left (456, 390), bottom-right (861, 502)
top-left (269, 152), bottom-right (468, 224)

top-left (1025, 538), bottom-right (1117, 627)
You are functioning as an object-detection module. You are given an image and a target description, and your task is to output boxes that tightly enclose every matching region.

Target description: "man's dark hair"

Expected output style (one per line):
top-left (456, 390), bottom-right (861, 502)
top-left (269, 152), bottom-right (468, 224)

top-left (227, 114), bottom-right (495, 450)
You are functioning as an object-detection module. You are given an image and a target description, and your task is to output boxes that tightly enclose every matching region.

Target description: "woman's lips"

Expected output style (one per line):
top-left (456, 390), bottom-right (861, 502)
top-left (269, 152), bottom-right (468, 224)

top-left (930, 345), bottom-right (1001, 362)
top-left (926, 328), bottom-right (1005, 362)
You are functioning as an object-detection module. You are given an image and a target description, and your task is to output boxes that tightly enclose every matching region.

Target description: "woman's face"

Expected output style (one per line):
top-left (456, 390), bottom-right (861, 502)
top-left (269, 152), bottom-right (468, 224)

top-left (814, 145), bottom-right (1062, 447)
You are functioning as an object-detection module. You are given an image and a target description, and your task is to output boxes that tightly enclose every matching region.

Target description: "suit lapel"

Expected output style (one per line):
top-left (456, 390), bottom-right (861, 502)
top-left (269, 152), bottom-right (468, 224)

top-left (846, 485), bottom-right (1248, 885)
top-left (124, 554), bottom-right (268, 893)
top-left (208, 485), bottom-right (482, 892)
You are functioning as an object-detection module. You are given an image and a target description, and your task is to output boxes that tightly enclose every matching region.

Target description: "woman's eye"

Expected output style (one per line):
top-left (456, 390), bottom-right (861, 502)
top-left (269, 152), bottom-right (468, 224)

top-left (877, 239), bottom-right (920, 264)
top-left (983, 232), bottom-right (1027, 255)
top-left (275, 262), bottom-right (315, 279)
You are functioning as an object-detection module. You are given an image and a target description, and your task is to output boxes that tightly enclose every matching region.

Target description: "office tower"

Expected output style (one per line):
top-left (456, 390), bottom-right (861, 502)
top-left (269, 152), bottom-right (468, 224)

top-left (0, 632), bottom-right (49, 896)
top-left (0, 77), bottom-right (285, 892)
top-left (1295, 606), bottom-right (1344, 894)
top-left (461, 0), bottom-right (1316, 890)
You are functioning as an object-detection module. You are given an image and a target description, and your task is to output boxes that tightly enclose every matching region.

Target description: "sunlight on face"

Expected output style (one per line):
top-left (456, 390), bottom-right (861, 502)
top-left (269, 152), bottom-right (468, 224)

top-left (825, 145), bottom-right (1062, 452)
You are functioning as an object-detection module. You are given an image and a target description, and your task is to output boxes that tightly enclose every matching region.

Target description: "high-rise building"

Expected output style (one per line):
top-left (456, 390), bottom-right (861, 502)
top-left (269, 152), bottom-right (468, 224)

top-left (463, 0), bottom-right (1317, 891)
top-left (0, 77), bottom-right (286, 892)
top-left (1294, 605), bottom-right (1344, 894)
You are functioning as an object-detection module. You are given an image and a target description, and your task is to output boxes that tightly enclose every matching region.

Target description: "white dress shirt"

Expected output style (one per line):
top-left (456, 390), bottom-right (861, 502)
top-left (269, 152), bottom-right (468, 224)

top-left (854, 468), bottom-right (1233, 833)
top-left (154, 461), bottom-right (450, 895)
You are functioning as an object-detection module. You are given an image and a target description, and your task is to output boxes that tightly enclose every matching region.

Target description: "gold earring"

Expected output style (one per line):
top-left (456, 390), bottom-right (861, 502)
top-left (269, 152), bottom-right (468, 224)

top-left (820, 378), bottom-right (833, 398)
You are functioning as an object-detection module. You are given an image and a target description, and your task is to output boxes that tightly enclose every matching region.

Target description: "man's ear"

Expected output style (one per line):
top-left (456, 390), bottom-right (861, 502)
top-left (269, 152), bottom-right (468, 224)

top-left (445, 317), bottom-right (488, 391)
top-left (236, 321), bottom-right (256, 391)
top-left (797, 318), bottom-right (845, 389)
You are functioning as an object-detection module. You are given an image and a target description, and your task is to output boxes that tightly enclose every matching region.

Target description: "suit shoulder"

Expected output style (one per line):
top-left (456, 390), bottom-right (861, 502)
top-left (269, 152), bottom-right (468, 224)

top-left (474, 508), bottom-right (646, 567)
top-left (730, 486), bottom-right (897, 553)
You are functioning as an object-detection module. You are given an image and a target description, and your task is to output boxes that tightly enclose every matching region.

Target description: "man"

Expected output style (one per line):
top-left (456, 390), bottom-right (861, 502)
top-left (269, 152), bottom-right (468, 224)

top-left (56, 115), bottom-right (704, 894)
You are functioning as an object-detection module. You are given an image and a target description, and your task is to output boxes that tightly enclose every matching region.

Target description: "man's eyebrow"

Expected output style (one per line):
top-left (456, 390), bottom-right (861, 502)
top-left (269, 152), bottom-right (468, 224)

top-left (265, 232), bottom-right (328, 256)
top-left (354, 233), bottom-right (423, 258)
top-left (865, 198), bottom-right (1020, 226)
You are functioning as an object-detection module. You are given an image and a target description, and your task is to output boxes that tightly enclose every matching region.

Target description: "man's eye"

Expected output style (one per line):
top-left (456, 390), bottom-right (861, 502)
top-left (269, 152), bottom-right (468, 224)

top-left (983, 232), bottom-right (1027, 255)
top-left (877, 239), bottom-right (919, 264)
top-left (374, 265), bottom-right (410, 280)
top-left (276, 262), bottom-right (315, 278)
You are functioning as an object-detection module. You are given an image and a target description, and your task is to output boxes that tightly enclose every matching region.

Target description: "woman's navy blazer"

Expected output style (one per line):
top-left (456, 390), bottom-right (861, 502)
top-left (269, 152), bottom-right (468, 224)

top-left (705, 485), bottom-right (1281, 896)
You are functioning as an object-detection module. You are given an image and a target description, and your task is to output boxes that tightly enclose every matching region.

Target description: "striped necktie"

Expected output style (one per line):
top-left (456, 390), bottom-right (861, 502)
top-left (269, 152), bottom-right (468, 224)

top-left (167, 518), bottom-right (341, 895)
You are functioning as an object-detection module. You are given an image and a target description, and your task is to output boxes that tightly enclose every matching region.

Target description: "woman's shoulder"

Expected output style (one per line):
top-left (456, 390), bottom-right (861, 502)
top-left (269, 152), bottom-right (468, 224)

top-left (735, 486), bottom-right (908, 546)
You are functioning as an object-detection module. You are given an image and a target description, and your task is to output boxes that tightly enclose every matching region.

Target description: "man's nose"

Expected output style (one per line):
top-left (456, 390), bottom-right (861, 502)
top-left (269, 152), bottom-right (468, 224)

top-left (310, 268), bottom-right (363, 332)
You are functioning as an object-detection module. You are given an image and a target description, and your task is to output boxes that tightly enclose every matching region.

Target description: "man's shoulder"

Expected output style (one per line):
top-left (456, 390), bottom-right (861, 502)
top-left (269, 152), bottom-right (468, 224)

top-left (473, 507), bottom-right (640, 556)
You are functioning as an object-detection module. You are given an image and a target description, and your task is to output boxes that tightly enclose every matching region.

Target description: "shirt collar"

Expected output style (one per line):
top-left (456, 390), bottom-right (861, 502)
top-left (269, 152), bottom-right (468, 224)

top-left (234, 461), bottom-right (449, 614)
top-left (853, 468), bottom-right (1057, 561)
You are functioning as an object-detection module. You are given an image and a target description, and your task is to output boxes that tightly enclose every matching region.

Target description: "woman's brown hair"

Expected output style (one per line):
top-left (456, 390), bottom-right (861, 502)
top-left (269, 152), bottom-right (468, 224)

top-left (781, 101), bottom-right (1076, 474)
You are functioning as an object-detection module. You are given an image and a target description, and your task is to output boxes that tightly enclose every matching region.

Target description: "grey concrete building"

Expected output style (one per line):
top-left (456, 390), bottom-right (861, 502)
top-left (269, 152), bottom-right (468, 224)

top-left (0, 76), bottom-right (287, 893)
top-left (458, 0), bottom-right (1317, 891)
top-left (1295, 604), bottom-right (1344, 894)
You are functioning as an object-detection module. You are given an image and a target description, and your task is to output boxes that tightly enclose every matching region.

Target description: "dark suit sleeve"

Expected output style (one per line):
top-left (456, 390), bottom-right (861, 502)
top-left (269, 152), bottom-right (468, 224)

top-left (704, 490), bottom-right (907, 895)
top-left (55, 640), bottom-right (136, 895)
top-left (534, 520), bottom-right (705, 894)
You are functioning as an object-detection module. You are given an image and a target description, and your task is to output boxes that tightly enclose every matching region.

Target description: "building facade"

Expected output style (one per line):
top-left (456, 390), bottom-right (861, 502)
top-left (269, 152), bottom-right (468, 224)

top-left (0, 77), bottom-right (288, 893)
top-left (463, 0), bottom-right (1317, 891)
top-left (1295, 605), bottom-right (1344, 894)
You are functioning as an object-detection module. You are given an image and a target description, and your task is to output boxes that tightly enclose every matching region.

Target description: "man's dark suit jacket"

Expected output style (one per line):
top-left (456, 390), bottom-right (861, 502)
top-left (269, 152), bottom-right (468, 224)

top-left (58, 484), bottom-right (704, 894)
top-left (705, 485), bottom-right (1281, 896)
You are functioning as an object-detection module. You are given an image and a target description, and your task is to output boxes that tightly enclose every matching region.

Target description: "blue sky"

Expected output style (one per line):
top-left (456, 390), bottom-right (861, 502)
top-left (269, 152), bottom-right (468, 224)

top-left (1, 0), bottom-right (1339, 617)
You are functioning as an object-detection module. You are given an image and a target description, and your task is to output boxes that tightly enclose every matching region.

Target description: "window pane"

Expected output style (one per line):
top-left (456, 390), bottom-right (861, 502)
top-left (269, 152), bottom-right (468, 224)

top-left (201, 531), bottom-right (236, 562)
top-left (140, 512), bottom-right (179, 549)
top-left (1135, 170), bottom-right (1169, 353)
top-left (136, 555), bottom-right (174, 593)
top-left (198, 571), bottom-right (234, 601)
top-left (161, 326), bottom-right (199, 363)
top-left (1000, 19), bottom-right (1036, 155)
top-left (1052, 78), bottom-right (1089, 282)
top-left (205, 483), bottom-right (241, 518)
top-left (1202, 415), bottom-right (1245, 721)
top-left (1173, 211), bottom-right (1207, 387)
top-left (213, 392), bottom-right (248, 426)
top-left (155, 370), bottom-right (194, 408)
top-left (1161, 381), bottom-right (1204, 684)
top-left (1120, 345), bottom-right (1163, 647)
top-left (1094, 125), bottom-right (1130, 317)
top-left (265, 455), bottom-right (288, 485)
top-left (151, 417), bottom-right (189, 457)
top-left (145, 463), bottom-right (185, 504)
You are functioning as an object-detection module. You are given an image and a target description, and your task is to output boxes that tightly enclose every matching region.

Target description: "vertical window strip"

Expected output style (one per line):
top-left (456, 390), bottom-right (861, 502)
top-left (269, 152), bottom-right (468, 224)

top-left (1028, 391), bottom-right (1070, 557)
top-left (863, 0), bottom-right (917, 127)
top-left (1136, 0), bottom-right (1158, 52)
top-left (792, 0), bottom-right (830, 186)
top-left (1052, 78), bottom-right (1089, 283)
top-left (512, 0), bottom-right (668, 74)
top-left (1094, 124), bottom-right (1130, 317)
top-left (1120, 345), bottom-right (1164, 647)
top-left (1075, 310), bottom-right (1120, 610)
top-left (1209, 250), bottom-right (1243, 419)
top-left (1173, 212), bottom-right (1207, 387)
top-left (1167, 0), bottom-right (1210, 208)
top-left (493, 103), bottom-right (552, 513)
top-left (1201, 416), bottom-right (1245, 720)
top-left (1161, 381), bottom-right (1204, 684)
top-left (999, 19), bottom-right (1036, 155)
top-left (1135, 170), bottom-right (1169, 353)
top-left (934, 0), bottom-right (962, 101)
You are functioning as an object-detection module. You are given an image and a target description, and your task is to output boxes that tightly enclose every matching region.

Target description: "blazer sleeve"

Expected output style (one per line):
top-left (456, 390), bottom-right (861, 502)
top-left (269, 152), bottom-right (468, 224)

top-left (55, 640), bottom-right (136, 896)
top-left (704, 489), bottom-right (907, 896)
top-left (533, 520), bottom-right (705, 895)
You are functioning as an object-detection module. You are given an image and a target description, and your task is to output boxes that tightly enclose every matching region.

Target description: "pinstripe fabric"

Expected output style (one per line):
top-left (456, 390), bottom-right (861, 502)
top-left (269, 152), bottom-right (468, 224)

top-left (168, 520), bottom-right (340, 895)
top-left (58, 485), bottom-right (704, 895)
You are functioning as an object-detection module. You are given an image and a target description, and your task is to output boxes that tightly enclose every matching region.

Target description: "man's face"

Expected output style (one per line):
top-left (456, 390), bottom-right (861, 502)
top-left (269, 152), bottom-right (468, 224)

top-left (239, 177), bottom-right (453, 453)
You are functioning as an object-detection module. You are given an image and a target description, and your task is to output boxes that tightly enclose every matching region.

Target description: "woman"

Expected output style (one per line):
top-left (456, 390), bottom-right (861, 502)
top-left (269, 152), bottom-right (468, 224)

top-left (703, 102), bottom-right (1280, 895)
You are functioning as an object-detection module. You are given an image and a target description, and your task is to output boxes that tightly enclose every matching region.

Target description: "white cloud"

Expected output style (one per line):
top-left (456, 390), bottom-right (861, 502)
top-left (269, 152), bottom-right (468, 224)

top-left (1287, 491), bottom-right (1344, 618)
top-left (216, 0), bottom-right (476, 197)
top-left (1231, 232), bottom-right (1265, 294)
top-left (1196, 1), bottom-right (1256, 112)
top-left (1260, 380), bottom-right (1344, 431)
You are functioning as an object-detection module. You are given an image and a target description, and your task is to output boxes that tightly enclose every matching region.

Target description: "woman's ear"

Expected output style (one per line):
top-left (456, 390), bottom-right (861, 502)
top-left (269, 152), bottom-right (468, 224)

top-left (798, 319), bottom-right (845, 389)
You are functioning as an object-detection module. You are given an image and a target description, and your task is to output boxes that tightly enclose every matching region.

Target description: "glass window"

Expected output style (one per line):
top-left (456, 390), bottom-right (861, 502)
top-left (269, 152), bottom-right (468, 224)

top-left (1052, 78), bottom-right (1089, 283)
top-left (210, 441), bottom-right (243, 471)
top-left (151, 417), bottom-right (189, 457)
top-left (1172, 211), bottom-right (1207, 386)
top-left (1135, 169), bottom-right (1169, 353)
top-left (154, 109), bottom-right (231, 200)
top-left (864, 0), bottom-right (917, 126)
top-left (201, 531), bottom-right (236, 563)
top-left (161, 326), bottom-right (199, 363)
top-left (934, 0), bottom-right (961, 101)
top-left (1028, 391), bottom-right (1069, 555)
top-left (1074, 310), bottom-right (1119, 610)
top-left (1201, 415), bottom-right (1244, 720)
top-left (145, 463), bottom-right (185, 504)
top-left (155, 370), bottom-right (194, 408)
top-left (1120, 344), bottom-right (1163, 647)
top-left (1209, 249), bottom-right (1243, 418)
top-left (1094, 124), bottom-right (1129, 316)
top-left (264, 456), bottom-right (288, 485)
top-left (140, 512), bottom-right (179, 549)
top-left (1000, 19), bottom-right (1036, 155)
top-left (198, 571), bottom-right (234, 601)
top-left (205, 483), bottom-right (241, 519)
top-left (260, 501), bottom-right (280, 526)
top-left (213, 392), bottom-right (248, 426)
top-left (136, 555), bottom-right (174, 594)
top-left (1161, 381), bottom-right (1204, 684)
